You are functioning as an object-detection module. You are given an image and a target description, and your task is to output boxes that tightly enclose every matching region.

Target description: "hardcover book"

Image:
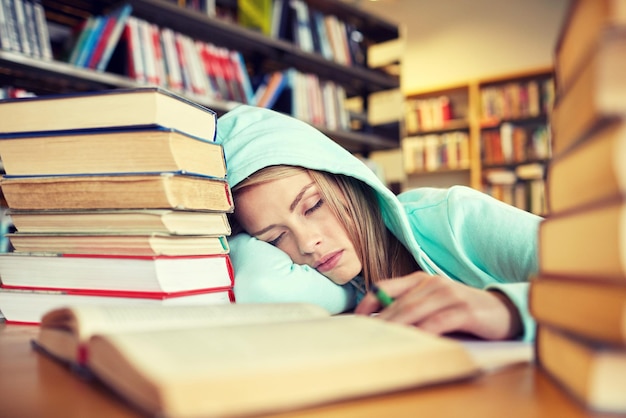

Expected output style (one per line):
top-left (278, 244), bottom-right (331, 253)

top-left (8, 209), bottom-right (231, 236)
top-left (0, 127), bottom-right (227, 178)
top-left (530, 276), bottom-right (626, 345)
top-left (32, 303), bottom-right (480, 417)
top-left (550, 30), bottom-right (626, 156)
top-left (536, 326), bottom-right (626, 413)
top-left (6, 232), bottom-right (230, 256)
top-left (538, 198), bottom-right (626, 280)
top-left (0, 87), bottom-right (217, 141)
top-left (555, 0), bottom-right (626, 92)
top-left (0, 252), bottom-right (234, 294)
top-left (546, 120), bottom-right (626, 214)
top-left (0, 286), bottom-right (234, 324)
top-left (0, 173), bottom-right (234, 212)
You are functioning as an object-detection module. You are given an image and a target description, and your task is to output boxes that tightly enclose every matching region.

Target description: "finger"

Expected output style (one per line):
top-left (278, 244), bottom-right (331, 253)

top-left (376, 276), bottom-right (442, 322)
top-left (414, 307), bottom-right (469, 336)
top-left (353, 292), bottom-right (382, 315)
top-left (354, 272), bottom-right (431, 315)
top-left (378, 277), bottom-right (467, 328)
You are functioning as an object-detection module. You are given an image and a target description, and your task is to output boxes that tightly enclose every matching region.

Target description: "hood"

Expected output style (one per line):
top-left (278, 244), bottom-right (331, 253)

top-left (215, 105), bottom-right (424, 263)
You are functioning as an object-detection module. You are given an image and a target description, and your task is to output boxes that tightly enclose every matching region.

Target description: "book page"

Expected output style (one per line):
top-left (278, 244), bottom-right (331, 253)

top-left (88, 315), bottom-right (479, 417)
top-left (41, 303), bottom-right (331, 342)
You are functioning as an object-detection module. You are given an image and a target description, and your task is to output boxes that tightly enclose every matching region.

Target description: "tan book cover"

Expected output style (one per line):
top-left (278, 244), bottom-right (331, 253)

top-left (0, 173), bottom-right (233, 212)
top-left (530, 277), bottom-right (626, 345)
top-left (0, 128), bottom-right (226, 178)
top-left (536, 326), bottom-right (626, 413)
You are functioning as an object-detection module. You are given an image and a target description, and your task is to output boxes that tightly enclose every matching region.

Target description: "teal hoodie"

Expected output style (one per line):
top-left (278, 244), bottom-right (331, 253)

top-left (215, 105), bottom-right (542, 341)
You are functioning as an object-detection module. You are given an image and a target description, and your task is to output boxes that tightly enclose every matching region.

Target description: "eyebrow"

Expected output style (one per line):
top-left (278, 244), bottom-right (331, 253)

top-left (251, 182), bottom-right (315, 237)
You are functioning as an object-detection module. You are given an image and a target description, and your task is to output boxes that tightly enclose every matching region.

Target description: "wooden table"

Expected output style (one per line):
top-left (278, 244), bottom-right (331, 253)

top-left (0, 324), bottom-right (618, 418)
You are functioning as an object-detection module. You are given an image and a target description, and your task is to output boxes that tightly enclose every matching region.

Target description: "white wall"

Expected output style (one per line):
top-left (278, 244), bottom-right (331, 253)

top-left (358, 0), bottom-right (571, 92)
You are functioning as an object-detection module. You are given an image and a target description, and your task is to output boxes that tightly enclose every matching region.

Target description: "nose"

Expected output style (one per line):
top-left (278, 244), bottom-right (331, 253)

top-left (293, 225), bottom-right (322, 255)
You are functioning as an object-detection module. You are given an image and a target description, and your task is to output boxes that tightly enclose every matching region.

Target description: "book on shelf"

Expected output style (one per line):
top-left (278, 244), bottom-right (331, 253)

top-left (550, 30), bottom-right (626, 157)
top-left (546, 120), bottom-right (626, 214)
top-left (0, 173), bottom-right (234, 212)
top-left (538, 198), bottom-right (626, 280)
top-left (123, 16), bottom-right (147, 84)
top-left (71, 16), bottom-right (106, 67)
top-left (0, 252), bottom-right (234, 294)
top-left (32, 303), bottom-right (480, 418)
top-left (0, 0), bottom-right (16, 52)
top-left (6, 232), bottom-right (230, 256)
top-left (555, 0), bottom-right (626, 92)
top-left (536, 326), bottom-right (626, 414)
top-left (31, 0), bottom-right (53, 60)
top-left (229, 50), bottom-right (255, 105)
top-left (23, 1), bottom-right (41, 58)
top-left (530, 276), bottom-right (626, 346)
top-left (0, 127), bottom-right (227, 178)
top-left (255, 71), bottom-right (287, 109)
top-left (8, 209), bottom-right (231, 236)
top-left (87, 3), bottom-right (133, 71)
top-left (0, 87), bottom-right (217, 141)
top-left (237, 0), bottom-right (273, 36)
top-left (10, 0), bottom-right (33, 56)
top-left (0, 286), bottom-right (234, 324)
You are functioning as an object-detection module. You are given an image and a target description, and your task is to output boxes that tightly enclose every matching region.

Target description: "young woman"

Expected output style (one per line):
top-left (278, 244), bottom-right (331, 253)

top-left (216, 105), bottom-right (542, 341)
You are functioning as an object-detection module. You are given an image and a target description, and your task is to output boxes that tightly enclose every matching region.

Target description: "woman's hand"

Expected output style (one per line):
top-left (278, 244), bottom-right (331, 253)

top-left (354, 272), bottom-right (523, 340)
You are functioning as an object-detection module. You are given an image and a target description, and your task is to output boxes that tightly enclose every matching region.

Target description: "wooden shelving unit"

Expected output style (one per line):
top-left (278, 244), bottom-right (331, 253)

top-left (1, 0), bottom-right (402, 154)
top-left (402, 67), bottom-right (554, 214)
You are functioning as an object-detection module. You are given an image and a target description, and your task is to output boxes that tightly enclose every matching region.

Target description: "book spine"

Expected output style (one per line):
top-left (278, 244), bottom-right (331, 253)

top-left (0, 0), bottom-right (13, 51)
top-left (31, 0), bottom-right (52, 59)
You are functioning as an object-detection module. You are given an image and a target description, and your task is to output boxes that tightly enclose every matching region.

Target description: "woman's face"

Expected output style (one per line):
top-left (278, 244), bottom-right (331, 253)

top-left (234, 172), bottom-right (362, 285)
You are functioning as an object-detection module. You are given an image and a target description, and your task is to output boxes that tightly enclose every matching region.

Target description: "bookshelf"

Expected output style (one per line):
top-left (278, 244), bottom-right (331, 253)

top-left (0, 0), bottom-right (401, 154)
top-left (403, 83), bottom-right (479, 189)
top-left (402, 67), bottom-right (554, 215)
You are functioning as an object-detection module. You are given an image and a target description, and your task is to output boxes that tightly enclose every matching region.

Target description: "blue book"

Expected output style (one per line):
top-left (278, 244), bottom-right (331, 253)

top-left (95, 4), bottom-right (133, 71)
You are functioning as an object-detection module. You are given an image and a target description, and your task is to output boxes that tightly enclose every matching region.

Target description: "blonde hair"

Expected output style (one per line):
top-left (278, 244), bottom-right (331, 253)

top-left (231, 165), bottom-right (418, 288)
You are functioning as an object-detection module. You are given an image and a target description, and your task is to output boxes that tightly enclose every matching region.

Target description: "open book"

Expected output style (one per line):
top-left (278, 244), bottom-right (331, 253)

top-left (34, 304), bottom-right (480, 417)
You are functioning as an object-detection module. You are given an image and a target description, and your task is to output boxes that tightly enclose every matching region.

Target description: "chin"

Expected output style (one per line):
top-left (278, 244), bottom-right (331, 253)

top-left (325, 269), bottom-right (361, 286)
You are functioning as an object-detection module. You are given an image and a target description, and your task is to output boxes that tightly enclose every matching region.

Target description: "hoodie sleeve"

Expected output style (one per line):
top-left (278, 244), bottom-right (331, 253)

top-left (399, 186), bottom-right (542, 341)
top-left (228, 233), bottom-right (357, 314)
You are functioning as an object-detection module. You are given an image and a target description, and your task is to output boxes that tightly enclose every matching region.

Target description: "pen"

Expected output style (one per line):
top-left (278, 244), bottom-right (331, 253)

top-left (370, 284), bottom-right (394, 307)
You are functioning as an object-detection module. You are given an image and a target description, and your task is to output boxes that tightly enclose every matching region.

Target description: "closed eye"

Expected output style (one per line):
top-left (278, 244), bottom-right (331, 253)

top-left (305, 199), bottom-right (324, 215)
top-left (267, 232), bottom-right (285, 246)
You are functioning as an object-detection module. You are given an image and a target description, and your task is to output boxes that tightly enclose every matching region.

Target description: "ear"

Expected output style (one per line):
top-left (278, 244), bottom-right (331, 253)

top-left (228, 233), bottom-right (357, 314)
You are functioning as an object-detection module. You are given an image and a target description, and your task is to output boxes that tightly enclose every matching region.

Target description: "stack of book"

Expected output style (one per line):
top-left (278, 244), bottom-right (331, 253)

top-left (0, 87), bottom-right (235, 324)
top-left (529, 0), bottom-right (626, 413)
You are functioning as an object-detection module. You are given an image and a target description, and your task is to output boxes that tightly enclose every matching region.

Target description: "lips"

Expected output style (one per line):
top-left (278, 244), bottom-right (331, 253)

top-left (314, 250), bottom-right (343, 273)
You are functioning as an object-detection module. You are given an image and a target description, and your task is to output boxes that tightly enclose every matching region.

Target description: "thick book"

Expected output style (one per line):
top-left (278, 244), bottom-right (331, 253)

top-left (0, 252), bottom-right (234, 294)
top-left (0, 286), bottom-right (234, 324)
top-left (8, 209), bottom-right (231, 236)
top-left (530, 276), bottom-right (626, 345)
top-left (547, 120), bottom-right (626, 214)
top-left (6, 232), bottom-right (229, 256)
top-left (0, 87), bottom-right (217, 141)
top-left (0, 127), bottom-right (227, 178)
top-left (0, 173), bottom-right (234, 212)
top-left (536, 326), bottom-right (626, 413)
top-left (32, 304), bottom-right (480, 418)
top-left (551, 30), bottom-right (626, 157)
top-left (538, 198), bottom-right (626, 280)
top-left (555, 0), bottom-right (626, 92)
